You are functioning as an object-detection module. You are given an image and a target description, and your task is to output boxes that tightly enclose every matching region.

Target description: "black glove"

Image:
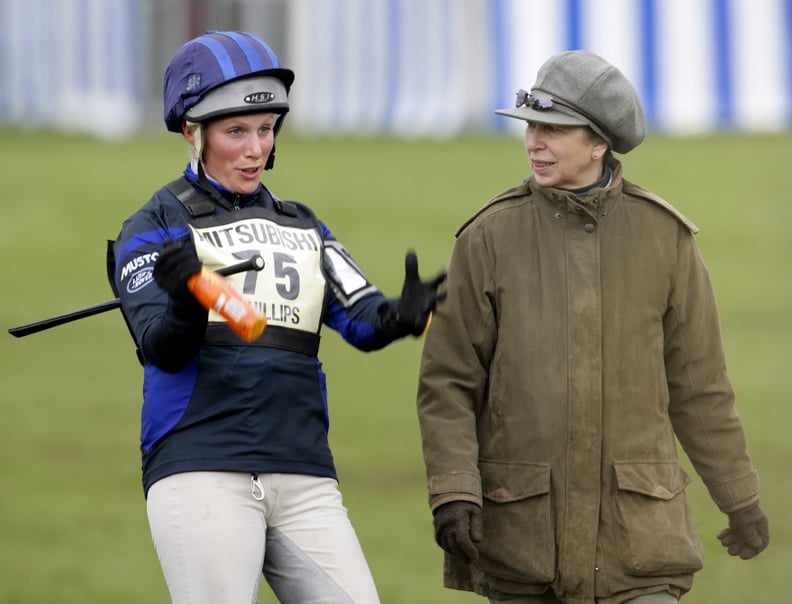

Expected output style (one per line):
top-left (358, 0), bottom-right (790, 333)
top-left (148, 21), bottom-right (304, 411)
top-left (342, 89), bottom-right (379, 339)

top-left (717, 501), bottom-right (769, 560)
top-left (153, 240), bottom-right (203, 301)
top-left (383, 251), bottom-right (447, 336)
top-left (433, 501), bottom-right (482, 563)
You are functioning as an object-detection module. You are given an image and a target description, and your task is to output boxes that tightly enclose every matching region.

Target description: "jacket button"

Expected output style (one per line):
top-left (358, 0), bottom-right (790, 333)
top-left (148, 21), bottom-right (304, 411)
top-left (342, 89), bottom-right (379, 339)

top-left (584, 223), bottom-right (596, 233)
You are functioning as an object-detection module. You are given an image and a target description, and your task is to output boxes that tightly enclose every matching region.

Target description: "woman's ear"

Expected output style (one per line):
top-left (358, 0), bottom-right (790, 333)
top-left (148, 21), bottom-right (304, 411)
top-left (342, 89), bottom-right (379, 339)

top-left (592, 139), bottom-right (608, 161)
top-left (181, 121), bottom-right (194, 144)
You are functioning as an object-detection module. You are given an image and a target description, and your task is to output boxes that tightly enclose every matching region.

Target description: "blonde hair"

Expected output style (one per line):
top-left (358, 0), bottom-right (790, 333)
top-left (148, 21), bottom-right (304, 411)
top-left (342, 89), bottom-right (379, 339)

top-left (185, 121), bottom-right (204, 162)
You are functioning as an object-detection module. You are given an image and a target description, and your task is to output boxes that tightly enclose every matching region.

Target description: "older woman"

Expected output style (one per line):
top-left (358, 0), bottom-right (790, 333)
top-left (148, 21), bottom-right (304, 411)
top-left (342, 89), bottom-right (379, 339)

top-left (416, 50), bottom-right (768, 604)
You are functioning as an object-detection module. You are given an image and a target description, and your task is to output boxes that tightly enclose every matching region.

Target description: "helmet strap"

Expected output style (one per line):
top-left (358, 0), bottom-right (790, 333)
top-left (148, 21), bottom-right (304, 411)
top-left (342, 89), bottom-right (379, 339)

top-left (265, 113), bottom-right (288, 170)
top-left (265, 144), bottom-right (276, 170)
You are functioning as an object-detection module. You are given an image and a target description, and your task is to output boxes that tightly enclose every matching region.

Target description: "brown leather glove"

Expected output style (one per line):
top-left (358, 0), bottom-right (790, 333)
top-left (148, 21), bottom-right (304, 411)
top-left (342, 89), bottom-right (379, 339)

top-left (717, 501), bottom-right (769, 560)
top-left (433, 501), bottom-right (482, 563)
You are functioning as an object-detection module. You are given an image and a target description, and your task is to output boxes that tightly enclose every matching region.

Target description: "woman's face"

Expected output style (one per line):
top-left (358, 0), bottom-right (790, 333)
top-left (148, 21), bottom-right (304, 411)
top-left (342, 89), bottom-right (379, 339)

top-left (524, 122), bottom-right (608, 190)
top-left (190, 112), bottom-right (277, 194)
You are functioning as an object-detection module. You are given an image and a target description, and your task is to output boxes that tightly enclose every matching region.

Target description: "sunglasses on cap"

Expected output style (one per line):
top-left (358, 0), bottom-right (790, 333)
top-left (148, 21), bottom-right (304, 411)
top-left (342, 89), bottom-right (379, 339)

top-left (515, 89), bottom-right (554, 110)
top-left (515, 89), bottom-right (589, 116)
top-left (514, 89), bottom-right (610, 143)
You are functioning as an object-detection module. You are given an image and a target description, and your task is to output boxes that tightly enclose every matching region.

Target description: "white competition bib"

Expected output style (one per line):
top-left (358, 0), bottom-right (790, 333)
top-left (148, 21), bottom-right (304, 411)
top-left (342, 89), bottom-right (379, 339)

top-left (189, 214), bottom-right (326, 334)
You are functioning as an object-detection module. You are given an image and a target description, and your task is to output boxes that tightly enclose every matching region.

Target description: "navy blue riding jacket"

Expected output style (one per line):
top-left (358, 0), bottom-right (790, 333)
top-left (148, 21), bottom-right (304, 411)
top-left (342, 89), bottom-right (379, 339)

top-left (111, 168), bottom-right (405, 495)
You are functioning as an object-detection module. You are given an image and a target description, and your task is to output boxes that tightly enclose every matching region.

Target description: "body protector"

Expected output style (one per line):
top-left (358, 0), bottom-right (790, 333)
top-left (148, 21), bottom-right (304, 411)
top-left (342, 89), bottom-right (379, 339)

top-left (188, 198), bottom-right (328, 355)
top-left (166, 177), bottom-right (378, 355)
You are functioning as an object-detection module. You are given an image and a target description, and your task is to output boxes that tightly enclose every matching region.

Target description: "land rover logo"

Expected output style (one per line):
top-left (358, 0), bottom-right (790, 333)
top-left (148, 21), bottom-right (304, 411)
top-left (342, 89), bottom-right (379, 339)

top-left (244, 92), bottom-right (276, 104)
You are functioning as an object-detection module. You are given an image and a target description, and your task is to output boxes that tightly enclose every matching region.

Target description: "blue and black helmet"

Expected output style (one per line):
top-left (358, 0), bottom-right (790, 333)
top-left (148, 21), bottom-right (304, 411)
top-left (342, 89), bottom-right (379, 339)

top-left (163, 31), bottom-right (295, 133)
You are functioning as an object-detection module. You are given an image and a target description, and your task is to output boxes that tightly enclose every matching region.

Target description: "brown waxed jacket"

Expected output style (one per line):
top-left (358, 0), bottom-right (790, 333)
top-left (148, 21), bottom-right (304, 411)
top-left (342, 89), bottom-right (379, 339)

top-left (416, 159), bottom-right (760, 604)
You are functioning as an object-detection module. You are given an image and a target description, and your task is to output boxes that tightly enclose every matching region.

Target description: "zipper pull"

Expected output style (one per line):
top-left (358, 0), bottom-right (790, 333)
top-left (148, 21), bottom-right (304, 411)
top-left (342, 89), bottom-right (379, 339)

top-left (251, 473), bottom-right (265, 501)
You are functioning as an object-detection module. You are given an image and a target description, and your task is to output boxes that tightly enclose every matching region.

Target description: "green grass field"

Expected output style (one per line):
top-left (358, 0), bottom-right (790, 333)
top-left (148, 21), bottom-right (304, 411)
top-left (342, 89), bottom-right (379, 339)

top-left (1, 128), bottom-right (790, 603)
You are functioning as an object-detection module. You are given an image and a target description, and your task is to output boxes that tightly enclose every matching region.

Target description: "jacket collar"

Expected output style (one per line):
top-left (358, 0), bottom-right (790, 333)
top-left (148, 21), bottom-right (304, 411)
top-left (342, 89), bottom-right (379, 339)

top-left (184, 160), bottom-right (262, 208)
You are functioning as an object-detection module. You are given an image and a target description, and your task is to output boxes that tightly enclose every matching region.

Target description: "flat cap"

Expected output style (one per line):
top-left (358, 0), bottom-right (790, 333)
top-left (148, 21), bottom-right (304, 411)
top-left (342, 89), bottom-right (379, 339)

top-left (495, 50), bottom-right (647, 154)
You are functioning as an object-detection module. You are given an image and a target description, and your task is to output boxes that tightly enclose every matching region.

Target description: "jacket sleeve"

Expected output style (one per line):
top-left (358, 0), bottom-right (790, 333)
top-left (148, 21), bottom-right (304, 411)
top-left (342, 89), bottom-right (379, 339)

top-left (416, 222), bottom-right (497, 511)
top-left (323, 291), bottom-right (401, 351)
top-left (113, 202), bottom-right (208, 372)
top-left (320, 224), bottom-right (411, 351)
top-left (664, 225), bottom-right (760, 512)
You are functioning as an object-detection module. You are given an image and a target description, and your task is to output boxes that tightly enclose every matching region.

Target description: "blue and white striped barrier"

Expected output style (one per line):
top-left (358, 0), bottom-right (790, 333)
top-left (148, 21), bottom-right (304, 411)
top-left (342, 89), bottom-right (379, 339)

top-left (2, 0), bottom-right (790, 138)
top-left (0, 0), bottom-right (143, 139)
top-left (287, 0), bottom-right (792, 135)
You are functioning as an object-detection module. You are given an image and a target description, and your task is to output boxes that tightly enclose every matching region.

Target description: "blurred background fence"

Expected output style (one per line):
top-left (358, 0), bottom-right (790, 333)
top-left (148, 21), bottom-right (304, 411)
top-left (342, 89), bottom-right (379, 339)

top-left (2, 0), bottom-right (791, 139)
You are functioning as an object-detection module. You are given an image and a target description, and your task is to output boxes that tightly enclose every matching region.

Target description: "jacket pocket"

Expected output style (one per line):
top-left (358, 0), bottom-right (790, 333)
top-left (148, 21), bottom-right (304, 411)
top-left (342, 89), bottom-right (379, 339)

top-left (476, 461), bottom-right (555, 583)
top-left (612, 461), bottom-right (704, 576)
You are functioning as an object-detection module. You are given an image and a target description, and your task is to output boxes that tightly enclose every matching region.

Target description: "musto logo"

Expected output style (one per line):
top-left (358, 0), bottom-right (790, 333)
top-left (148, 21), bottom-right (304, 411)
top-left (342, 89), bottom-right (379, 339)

top-left (127, 267), bottom-right (155, 293)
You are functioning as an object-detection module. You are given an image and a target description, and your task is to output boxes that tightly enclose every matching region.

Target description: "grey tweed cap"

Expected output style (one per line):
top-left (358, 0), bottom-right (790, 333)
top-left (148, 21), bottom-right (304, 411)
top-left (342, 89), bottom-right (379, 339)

top-left (495, 50), bottom-right (647, 154)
